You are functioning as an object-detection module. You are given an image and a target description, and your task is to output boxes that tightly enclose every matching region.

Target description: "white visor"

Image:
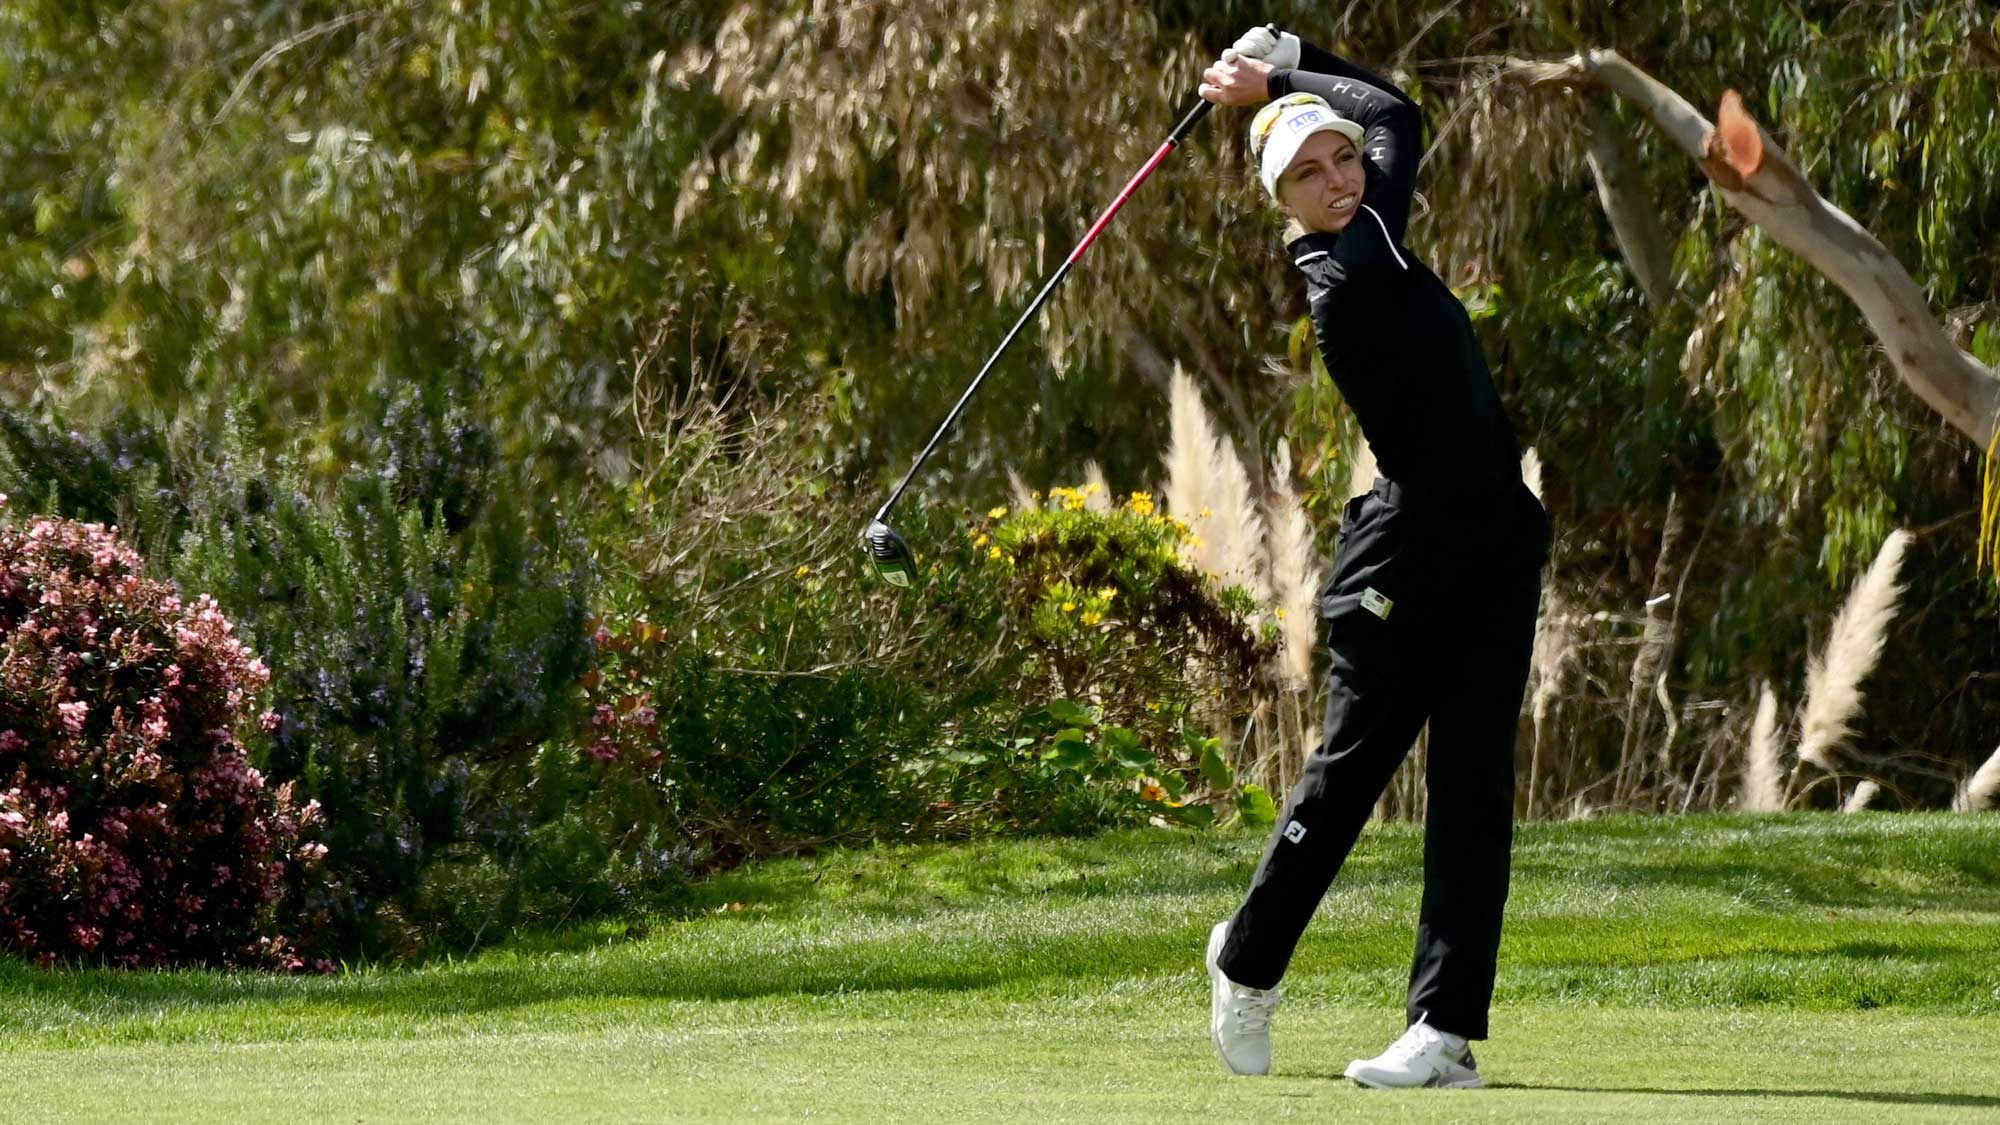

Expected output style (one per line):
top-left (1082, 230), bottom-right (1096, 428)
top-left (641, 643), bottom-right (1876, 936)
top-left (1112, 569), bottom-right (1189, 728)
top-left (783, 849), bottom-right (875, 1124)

top-left (1252, 93), bottom-right (1366, 200)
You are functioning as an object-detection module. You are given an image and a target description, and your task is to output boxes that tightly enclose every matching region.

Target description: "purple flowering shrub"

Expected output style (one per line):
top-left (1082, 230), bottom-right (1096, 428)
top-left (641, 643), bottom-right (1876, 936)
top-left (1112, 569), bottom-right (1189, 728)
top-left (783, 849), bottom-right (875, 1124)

top-left (0, 502), bottom-right (327, 968)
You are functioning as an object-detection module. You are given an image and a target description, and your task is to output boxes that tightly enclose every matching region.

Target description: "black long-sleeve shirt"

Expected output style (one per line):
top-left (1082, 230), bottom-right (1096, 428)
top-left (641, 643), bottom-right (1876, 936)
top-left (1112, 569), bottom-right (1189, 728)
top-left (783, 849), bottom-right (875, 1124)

top-left (1268, 45), bottom-right (1538, 546)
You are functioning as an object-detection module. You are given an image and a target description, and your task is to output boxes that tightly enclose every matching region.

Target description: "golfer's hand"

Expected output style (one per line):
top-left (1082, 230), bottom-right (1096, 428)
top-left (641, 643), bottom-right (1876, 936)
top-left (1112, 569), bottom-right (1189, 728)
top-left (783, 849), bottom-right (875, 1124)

top-left (1199, 53), bottom-right (1274, 106)
top-left (1230, 24), bottom-right (1301, 70)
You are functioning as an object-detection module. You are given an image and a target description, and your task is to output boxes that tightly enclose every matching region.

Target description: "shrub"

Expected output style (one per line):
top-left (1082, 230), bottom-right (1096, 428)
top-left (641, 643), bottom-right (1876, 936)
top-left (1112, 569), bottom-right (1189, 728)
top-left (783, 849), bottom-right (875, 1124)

top-left (0, 504), bottom-right (326, 968)
top-left (173, 453), bottom-right (593, 950)
top-left (580, 525), bottom-right (1016, 862)
top-left (575, 388), bottom-right (1279, 866)
top-left (1, 390), bottom-right (595, 955)
top-left (976, 488), bottom-right (1272, 755)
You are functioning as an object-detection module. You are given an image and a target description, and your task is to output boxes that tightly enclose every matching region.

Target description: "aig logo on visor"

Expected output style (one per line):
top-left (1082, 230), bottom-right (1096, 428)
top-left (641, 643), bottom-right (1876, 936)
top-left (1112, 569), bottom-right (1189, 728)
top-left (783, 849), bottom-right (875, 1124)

top-left (1287, 109), bottom-right (1325, 129)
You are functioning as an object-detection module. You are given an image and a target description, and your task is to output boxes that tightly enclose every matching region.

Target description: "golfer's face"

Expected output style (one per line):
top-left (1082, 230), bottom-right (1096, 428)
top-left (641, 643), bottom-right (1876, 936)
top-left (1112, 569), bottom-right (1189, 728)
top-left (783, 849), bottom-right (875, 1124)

top-left (1278, 132), bottom-right (1366, 234)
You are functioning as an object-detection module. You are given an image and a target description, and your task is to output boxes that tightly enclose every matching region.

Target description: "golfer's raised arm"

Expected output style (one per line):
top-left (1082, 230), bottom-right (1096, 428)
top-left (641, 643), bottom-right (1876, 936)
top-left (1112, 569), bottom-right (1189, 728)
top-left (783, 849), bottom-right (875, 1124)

top-left (1289, 38), bottom-right (1419, 111)
top-left (1266, 55), bottom-right (1419, 241)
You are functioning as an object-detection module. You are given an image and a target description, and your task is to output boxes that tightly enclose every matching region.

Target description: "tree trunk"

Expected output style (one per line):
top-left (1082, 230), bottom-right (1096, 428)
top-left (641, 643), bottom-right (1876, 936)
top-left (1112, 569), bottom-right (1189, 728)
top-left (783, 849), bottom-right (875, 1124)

top-left (1615, 489), bottom-right (1683, 804)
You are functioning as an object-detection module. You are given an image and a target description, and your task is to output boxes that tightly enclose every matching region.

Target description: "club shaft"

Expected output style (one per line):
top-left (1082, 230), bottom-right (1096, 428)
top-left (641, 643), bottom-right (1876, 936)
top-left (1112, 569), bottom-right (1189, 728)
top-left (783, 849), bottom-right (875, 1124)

top-left (873, 98), bottom-right (1213, 523)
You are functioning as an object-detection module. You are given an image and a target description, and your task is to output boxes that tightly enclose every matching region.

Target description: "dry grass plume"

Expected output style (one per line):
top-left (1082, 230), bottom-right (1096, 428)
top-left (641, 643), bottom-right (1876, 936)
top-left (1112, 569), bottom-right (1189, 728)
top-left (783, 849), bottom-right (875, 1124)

top-left (1264, 440), bottom-right (1321, 689)
top-left (1797, 529), bottom-right (1912, 771)
top-left (1953, 745), bottom-right (2000, 812)
top-left (1742, 682), bottom-right (1786, 812)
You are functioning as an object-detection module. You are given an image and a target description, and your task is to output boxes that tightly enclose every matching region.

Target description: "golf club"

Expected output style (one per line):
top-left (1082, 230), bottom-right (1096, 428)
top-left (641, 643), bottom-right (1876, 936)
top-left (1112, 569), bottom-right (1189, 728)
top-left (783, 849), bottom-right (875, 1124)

top-left (860, 39), bottom-right (1264, 586)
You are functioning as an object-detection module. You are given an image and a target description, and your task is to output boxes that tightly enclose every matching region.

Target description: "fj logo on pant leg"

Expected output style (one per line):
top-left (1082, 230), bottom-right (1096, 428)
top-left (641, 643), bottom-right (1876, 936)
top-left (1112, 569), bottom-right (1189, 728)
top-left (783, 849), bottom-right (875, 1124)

top-left (1283, 820), bottom-right (1308, 844)
top-left (1360, 587), bottom-right (1393, 619)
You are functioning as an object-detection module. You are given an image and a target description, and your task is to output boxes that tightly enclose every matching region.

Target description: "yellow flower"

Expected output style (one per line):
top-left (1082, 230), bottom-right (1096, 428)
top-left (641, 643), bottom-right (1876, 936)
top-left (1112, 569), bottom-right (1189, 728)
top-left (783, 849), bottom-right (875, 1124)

top-left (1082, 481), bottom-right (1103, 494)
top-left (794, 565), bottom-right (810, 578)
top-left (973, 534), bottom-right (989, 548)
top-left (1140, 781), bottom-right (1166, 803)
top-left (1145, 700), bottom-right (1161, 712)
top-left (1099, 587), bottom-right (1117, 601)
top-left (988, 546), bottom-right (1003, 560)
top-left (1188, 536), bottom-right (1206, 550)
top-left (988, 506), bottom-right (1008, 520)
top-left (1200, 506), bottom-right (1213, 518)
top-left (1061, 601), bottom-right (1077, 613)
top-left (1081, 611), bottom-right (1103, 625)
top-left (1275, 608), bottom-right (1287, 620)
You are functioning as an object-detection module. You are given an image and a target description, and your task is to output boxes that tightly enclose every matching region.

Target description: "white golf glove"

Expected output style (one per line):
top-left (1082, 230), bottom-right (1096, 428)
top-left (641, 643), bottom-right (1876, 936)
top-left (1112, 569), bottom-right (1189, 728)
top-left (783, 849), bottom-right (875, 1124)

top-left (1229, 24), bottom-right (1301, 70)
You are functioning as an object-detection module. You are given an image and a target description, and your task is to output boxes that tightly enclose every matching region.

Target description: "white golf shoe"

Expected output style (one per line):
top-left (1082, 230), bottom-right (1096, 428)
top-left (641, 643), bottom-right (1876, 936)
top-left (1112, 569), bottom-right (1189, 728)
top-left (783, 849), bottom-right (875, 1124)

top-left (1206, 921), bottom-right (1281, 1075)
top-left (1343, 1017), bottom-right (1483, 1089)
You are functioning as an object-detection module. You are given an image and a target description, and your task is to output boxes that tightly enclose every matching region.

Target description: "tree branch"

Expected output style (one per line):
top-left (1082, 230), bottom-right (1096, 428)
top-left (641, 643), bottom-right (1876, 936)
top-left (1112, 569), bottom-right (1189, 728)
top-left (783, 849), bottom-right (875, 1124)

top-left (1496, 49), bottom-right (2000, 447)
top-left (1582, 99), bottom-right (1675, 313)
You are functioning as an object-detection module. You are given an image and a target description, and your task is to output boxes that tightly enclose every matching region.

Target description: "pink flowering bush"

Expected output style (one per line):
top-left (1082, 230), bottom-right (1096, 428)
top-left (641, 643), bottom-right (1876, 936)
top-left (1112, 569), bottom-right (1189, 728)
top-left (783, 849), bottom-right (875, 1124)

top-left (0, 501), bottom-right (327, 968)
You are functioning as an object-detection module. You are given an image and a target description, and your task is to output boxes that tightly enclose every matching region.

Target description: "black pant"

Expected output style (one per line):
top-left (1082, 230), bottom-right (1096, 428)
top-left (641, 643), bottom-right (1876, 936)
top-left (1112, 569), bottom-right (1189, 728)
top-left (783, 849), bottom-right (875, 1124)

top-left (1217, 478), bottom-right (1546, 1040)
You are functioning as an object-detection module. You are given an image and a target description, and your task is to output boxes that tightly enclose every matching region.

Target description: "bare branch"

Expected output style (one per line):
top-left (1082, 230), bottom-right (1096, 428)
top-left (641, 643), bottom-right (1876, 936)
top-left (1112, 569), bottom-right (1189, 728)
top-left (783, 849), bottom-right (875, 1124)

top-left (1582, 99), bottom-right (1675, 313)
top-left (208, 12), bottom-right (377, 129)
top-left (1494, 49), bottom-right (2000, 447)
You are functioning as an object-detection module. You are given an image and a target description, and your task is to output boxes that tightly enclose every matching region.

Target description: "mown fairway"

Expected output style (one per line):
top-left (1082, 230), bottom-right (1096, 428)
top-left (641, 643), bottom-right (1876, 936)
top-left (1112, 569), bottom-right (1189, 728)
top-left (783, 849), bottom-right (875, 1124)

top-left (4, 813), bottom-right (1998, 1122)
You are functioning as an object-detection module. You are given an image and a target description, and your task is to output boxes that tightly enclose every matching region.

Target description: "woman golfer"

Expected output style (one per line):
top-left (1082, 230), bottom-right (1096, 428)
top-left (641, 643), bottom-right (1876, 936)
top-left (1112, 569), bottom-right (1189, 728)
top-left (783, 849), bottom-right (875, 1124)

top-left (1196, 27), bottom-right (1550, 1088)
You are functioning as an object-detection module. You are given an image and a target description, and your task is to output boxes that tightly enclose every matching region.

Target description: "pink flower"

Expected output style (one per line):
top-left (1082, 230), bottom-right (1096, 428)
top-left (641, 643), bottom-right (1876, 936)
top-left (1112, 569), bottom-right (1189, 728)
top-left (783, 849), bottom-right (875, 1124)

top-left (58, 700), bottom-right (88, 732)
top-left (258, 710), bottom-right (282, 734)
top-left (0, 731), bottom-right (23, 753)
top-left (587, 738), bottom-right (618, 763)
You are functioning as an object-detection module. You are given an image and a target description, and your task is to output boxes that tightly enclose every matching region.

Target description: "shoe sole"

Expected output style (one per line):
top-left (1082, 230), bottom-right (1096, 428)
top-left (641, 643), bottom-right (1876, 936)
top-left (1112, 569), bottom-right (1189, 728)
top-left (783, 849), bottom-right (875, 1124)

top-left (1344, 1065), bottom-right (1483, 1090)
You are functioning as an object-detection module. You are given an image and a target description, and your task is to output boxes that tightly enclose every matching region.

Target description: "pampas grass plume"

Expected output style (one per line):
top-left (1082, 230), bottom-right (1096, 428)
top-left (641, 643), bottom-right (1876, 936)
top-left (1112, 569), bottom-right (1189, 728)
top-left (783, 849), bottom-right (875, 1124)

top-left (1346, 437), bottom-right (1378, 501)
top-left (1007, 467), bottom-right (1037, 512)
top-left (1521, 447), bottom-right (1544, 501)
top-left (1163, 366), bottom-right (1213, 530)
top-left (1081, 461), bottom-right (1113, 513)
top-left (1163, 366), bottom-right (1267, 597)
top-left (1265, 441), bottom-right (1321, 689)
top-left (1742, 682), bottom-right (1786, 812)
top-left (1204, 427), bottom-right (1269, 600)
top-left (1797, 530), bottom-right (1912, 771)
top-left (1841, 780), bottom-right (1879, 814)
top-left (1953, 745), bottom-right (2000, 812)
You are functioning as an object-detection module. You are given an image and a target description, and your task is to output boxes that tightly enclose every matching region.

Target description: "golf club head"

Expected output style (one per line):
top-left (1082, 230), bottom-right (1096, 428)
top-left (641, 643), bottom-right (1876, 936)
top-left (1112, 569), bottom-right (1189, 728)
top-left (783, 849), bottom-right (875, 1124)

top-left (861, 519), bottom-right (916, 588)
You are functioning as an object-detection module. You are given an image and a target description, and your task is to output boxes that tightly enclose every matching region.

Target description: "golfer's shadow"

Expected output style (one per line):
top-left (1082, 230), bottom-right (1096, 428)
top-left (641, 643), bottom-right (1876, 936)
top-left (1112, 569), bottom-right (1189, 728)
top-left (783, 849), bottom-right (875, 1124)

top-left (1490, 1084), bottom-right (2000, 1109)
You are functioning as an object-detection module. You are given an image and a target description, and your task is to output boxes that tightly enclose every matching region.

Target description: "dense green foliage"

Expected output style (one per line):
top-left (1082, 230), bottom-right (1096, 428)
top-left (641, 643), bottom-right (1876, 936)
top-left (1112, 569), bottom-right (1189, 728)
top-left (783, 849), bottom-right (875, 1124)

top-left (1, 2), bottom-right (1997, 954)
top-left (1, 816), bottom-right (1996, 1118)
top-left (577, 391), bottom-right (1273, 865)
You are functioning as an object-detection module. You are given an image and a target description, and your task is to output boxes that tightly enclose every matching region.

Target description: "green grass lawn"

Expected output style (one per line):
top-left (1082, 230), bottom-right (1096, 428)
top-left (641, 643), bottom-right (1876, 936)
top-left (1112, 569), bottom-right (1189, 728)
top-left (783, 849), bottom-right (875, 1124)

top-left (4, 813), bottom-right (1998, 1122)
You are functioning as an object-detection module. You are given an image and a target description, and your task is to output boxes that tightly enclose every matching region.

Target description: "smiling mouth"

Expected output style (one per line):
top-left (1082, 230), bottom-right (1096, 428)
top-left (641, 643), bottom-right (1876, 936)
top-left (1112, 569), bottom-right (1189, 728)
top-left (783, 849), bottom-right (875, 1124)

top-left (1329, 194), bottom-right (1358, 213)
